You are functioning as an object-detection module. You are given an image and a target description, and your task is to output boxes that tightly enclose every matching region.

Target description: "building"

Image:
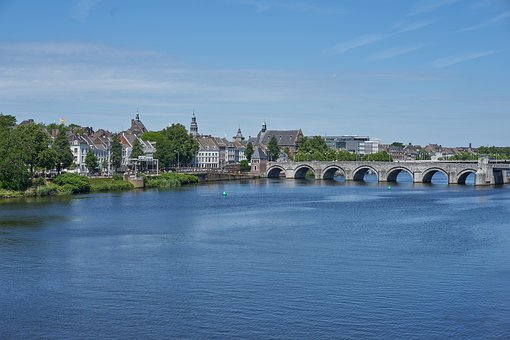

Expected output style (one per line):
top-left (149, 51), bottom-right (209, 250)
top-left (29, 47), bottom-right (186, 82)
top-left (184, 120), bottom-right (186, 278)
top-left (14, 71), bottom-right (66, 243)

top-left (249, 122), bottom-right (303, 154)
top-left (250, 147), bottom-right (267, 175)
top-left (69, 129), bottom-right (111, 174)
top-left (119, 112), bottom-right (156, 168)
top-left (324, 135), bottom-right (379, 155)
top-left (190, 113), bottom-right (247, 169)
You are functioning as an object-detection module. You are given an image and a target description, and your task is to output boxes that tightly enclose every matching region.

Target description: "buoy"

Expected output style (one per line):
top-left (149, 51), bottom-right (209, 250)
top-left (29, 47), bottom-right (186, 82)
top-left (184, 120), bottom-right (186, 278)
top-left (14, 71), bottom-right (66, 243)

top-left (387, 186), bottom-right (392, 191)
top-left (222, 191), bottom-right (228, 197)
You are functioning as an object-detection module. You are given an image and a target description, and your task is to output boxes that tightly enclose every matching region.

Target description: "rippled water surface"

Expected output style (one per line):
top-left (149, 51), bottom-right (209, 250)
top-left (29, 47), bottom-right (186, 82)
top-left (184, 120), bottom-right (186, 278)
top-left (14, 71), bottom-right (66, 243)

top-left (1, 177), bottom-right (510, 339)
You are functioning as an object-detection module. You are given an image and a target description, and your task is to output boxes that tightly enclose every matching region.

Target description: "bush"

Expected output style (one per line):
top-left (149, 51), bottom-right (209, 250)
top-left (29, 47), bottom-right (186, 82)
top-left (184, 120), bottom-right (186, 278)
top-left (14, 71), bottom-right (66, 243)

top-left (240, 160), bottom-right (250, 172)
top-left (33, 177), bottom-right (46, 187)
top-left (57, 184), bottom-right (75, 195)
top-left (145, 173), bottom-right (199, 188)
top-left (112, 174), bottom-right (124, 181)
top-left (0, 189), bottom-right (23, 198)
top-left (53, 173), bottom-right (91, 193)
top-left (36, 184), bottom-right (59, 196)
top-left (90, 178), bottom-right (133, 192)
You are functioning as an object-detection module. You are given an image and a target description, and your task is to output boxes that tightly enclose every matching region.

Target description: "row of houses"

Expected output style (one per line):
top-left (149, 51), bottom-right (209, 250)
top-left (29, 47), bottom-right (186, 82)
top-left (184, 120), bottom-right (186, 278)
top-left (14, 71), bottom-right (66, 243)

top-left (69, 112), bottom-right (156, 174)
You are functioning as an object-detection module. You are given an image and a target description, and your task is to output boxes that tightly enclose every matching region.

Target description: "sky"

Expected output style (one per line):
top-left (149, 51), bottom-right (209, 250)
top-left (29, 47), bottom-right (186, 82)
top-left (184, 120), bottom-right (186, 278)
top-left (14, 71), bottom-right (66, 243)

top-left (0, 0), bottom-right (509, 146)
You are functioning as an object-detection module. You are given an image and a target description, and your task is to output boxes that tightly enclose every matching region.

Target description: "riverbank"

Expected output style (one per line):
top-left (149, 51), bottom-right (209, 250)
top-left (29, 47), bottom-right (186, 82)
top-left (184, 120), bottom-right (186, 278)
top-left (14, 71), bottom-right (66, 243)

top-left (0, 173), bottom-right (203, 199)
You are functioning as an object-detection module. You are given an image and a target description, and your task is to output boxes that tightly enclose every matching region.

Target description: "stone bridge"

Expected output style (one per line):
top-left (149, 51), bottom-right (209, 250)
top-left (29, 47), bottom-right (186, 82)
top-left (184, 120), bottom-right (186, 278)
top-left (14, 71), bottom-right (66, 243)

top-left (264, 159), bottom-right (510, 186)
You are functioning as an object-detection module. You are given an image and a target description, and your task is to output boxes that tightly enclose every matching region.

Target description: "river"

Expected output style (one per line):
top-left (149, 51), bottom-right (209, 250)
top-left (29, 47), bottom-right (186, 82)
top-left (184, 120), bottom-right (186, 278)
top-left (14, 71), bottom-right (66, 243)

top-left (1, 175), bottom-right (510, 339)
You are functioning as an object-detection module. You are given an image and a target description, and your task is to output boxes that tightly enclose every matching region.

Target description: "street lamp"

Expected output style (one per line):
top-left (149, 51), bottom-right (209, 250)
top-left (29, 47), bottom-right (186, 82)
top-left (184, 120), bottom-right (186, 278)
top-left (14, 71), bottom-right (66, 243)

top-left (174, 150), bottom-right (180, 169)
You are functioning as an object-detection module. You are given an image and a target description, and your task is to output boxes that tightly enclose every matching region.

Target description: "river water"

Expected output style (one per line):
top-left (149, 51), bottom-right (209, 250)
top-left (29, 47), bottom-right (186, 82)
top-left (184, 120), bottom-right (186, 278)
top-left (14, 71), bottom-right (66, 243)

top-left (1, 175), bottom-right (510, 339)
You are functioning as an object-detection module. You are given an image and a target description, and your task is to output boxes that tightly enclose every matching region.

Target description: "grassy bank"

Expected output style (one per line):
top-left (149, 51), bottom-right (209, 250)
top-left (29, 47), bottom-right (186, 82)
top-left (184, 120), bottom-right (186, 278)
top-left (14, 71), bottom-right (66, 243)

top-left (145, 173), bottom-right (200, 188)
top-left (0, 173), bottom-right (200, 199)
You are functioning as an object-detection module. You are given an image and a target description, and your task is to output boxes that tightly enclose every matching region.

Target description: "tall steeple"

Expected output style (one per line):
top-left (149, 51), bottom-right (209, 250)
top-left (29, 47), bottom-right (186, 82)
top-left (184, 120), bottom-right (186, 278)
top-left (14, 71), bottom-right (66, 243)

top-left (261, 121), bottom-right (267, 133)
top-left (233, 126), bottom-right (244, 142)
top-left (190, 109), bottom-right (199, 136)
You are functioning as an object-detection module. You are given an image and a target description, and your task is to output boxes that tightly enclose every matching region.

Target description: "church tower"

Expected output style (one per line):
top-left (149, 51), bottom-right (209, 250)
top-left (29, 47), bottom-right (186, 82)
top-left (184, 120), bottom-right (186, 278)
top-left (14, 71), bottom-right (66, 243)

top-left (190, 110), bottom-right (199, 137)
top-left (233, 127), bottom-right (244, 142)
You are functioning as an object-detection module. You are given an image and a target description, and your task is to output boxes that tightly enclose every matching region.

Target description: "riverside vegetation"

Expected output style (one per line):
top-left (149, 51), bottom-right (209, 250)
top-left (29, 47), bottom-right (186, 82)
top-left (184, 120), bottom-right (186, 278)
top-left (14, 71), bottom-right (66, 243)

top-left (0, 173), bottom-right (200, 199)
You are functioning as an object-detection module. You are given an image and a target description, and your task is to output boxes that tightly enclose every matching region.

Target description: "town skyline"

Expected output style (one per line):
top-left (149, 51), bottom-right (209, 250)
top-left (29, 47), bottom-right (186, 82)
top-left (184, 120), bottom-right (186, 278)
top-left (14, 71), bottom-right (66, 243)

top-left (1, 0), bottom-right (509, 145)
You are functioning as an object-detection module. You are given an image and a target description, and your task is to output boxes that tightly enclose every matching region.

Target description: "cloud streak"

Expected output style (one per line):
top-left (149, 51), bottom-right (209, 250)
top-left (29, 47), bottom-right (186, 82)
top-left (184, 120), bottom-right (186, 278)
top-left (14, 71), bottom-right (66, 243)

top-left (368, 44), bottom-right (429, 60)
top-left (406, 0), bottom-right (459, 17)
top-left (458, 11), bottom-right (510, 32)
top-left (431, 50), bottom-right (498, 68)
top-left (71, 0), bottom-right (102, 21)
top-left (238, 0), bottom-right (342, 15)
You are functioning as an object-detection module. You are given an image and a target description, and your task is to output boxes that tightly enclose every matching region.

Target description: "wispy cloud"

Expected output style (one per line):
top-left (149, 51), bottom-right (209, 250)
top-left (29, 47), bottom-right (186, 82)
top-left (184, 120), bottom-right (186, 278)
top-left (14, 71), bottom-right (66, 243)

top-left (71, 0), bottom-right (102, 21)
top-left (327, 18), bottom-right (432, 56)
top-left (393, 19), bottom-right (435, 33)
top-left (238, 0), bottom-right (342, 15)
top-left (431, 50), bottom-right (498, 68)
top-left (458, 11), bottom-right (510, 32)
top-left (368, 44), bottom-right (430, 60)
top-left (406, 0), bottom-right (459, 17)
top-left (327, 34), bottom-right (386, 55)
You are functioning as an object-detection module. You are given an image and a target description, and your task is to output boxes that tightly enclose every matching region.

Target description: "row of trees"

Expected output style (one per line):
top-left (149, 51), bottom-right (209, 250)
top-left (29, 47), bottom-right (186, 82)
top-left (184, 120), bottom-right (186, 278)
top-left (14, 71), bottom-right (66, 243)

top-left (0, 114), bottom-right (74, 190)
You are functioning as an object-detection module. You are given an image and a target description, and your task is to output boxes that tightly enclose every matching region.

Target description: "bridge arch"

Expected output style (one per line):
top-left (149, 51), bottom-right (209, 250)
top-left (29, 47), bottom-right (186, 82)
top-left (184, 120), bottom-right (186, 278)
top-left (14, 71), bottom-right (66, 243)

top-left (456, 169), bottom-right (477, 185)
top-left (386, 166), bottom-right (413, 182)
top-left (352, 165), bottom-right (379, 182)
top-left (422, 168), bottom-right (448, 183)
top-left (294, 164), bottom-right (316, 179)
top-left (322, 165), bottom-right (346, 180)
top-left (267, 165), bottom-right (287, 178)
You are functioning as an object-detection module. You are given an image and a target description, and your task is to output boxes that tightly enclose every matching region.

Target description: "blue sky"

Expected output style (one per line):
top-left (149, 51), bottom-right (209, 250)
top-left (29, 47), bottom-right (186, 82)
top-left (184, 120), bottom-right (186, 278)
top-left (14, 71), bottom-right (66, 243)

top-left (0, 0), bottom-right (509, 146)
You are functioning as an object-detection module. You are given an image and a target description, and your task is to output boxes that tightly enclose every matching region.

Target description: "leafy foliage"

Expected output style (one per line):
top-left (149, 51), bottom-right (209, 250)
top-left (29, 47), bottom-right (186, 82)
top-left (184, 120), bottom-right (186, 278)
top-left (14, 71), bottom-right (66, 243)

top-left (244, 142), bottom-right (254, 161)
top-left (142, 124), bottom-right (198, 169)
top-left (52, 133), bottom-right (73, 174)
top-left (130, 138), bottom-right (144, 159)
top-left (89, 178), bottom-right (133, 192)
top-left (267, 135), bottom-right (280, 161)
top-left (145, 173), bottom-right (200, 188)
top-left (110, 134), bottom-right (122, 172)
top-left (53, 173), bottom-right (91, 193)
top-left (84, 150), bottom-right (98, 174)
top-left (240, 160), bottom-right (250, 172)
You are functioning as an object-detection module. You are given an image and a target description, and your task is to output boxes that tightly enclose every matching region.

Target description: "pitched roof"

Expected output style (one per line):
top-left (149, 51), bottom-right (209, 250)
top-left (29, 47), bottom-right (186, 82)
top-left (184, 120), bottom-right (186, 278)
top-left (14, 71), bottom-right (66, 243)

top-left (257, 129), bottom-right (302, 147)
top-left (252, 147), bottom-right (267, 160)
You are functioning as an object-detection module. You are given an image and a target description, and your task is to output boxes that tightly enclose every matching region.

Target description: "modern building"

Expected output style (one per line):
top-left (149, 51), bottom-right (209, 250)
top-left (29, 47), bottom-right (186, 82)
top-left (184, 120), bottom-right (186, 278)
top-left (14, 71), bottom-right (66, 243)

top-left (324, 135), bottom-right (379, 155)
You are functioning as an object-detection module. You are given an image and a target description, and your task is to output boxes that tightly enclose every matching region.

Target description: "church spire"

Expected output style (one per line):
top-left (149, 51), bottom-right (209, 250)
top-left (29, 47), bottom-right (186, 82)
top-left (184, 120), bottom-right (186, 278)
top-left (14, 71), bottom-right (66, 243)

top-left (190, 110), bottom-right (199, 137)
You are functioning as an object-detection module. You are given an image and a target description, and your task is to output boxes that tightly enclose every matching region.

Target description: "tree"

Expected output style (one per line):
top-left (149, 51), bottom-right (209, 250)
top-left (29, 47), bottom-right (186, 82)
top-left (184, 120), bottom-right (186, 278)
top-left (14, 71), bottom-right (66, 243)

top-left (38, 148), bottom-right (58, 171)
top-left (53, 133), bottom-right (73, 174)
top-left (240, 160), bottom-right (250, 172)
top-left (391, 142), bottom-right (405, 148)
top-left (298, 136), bottom-right (328, 154)
top-left (245, 142), bottom-right (254, 161)
top-left (85, 150), bottom-right (98, 174)
top-left (267, 135), bottom-right (280, 161)
top-left (131, 138), bottom-right (144, 159)
top-left (0, 123), bottom-right (31, 190)
top-left (110, 135), bottom-right (122, 172)
top-left (363, 151), bottom-right (393, 162)
top-left (16, 123), bottom-right (51, 176)
top-left (144, 124), bottom-right (199, 169)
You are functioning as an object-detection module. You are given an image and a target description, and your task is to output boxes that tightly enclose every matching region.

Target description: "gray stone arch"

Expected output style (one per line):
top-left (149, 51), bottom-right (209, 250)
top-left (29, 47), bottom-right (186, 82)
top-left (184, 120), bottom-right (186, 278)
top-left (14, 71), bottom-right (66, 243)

top-left (386, 166), bottom-right (413, 182)
top-left (456, 169), bottom-right (477, 185)
top-left (352, 165), bottom-right (379, 181)
top-left (422, 167), bottom-right (448, 183)
top-left (294, 164), bottom-right (316, 179)
top-left (322, 165), bottom-right (346, 180)
top-left (267, 165), bottom-right (287, 178)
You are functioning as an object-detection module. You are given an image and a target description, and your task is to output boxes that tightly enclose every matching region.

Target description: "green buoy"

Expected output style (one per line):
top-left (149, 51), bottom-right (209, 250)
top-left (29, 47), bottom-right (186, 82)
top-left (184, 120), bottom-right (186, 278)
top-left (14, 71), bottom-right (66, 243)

top-left (222, 191), bottom-right (228, 197)
top-left (387, 186), bottom-right (392, 191)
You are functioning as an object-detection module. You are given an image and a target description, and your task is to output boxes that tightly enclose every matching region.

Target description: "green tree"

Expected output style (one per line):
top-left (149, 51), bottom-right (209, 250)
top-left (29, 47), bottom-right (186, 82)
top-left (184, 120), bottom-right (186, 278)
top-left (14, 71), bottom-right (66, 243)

top-left (298, 136), bottom-right (328, 154)
top-left (267, 135), bottom-right (280, 161)
top-left (38, 148), bottom-right (58, 171)
top-left (144, 124), bottom-right (199, 169)
top-left (0, 121), bottom-right (31, 190)
top-left (131, 138), bottom-right (144, 159)
top-left (16, 123), bottom-right (51, 176)
top-left (245, 142), bottom-right (254, 161)
top-left (391, 142), bottom-right (405, 148)
top-left (363, 151), bottom-right (393, 162)
top-left (240, 160), bottom-right (250, 172)
top-left (85, 150), bottom-right (98, 174)
top-left (110, 135), bottom-right (122, 172)
top-left (53, 133), bottom-right (73, 174)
